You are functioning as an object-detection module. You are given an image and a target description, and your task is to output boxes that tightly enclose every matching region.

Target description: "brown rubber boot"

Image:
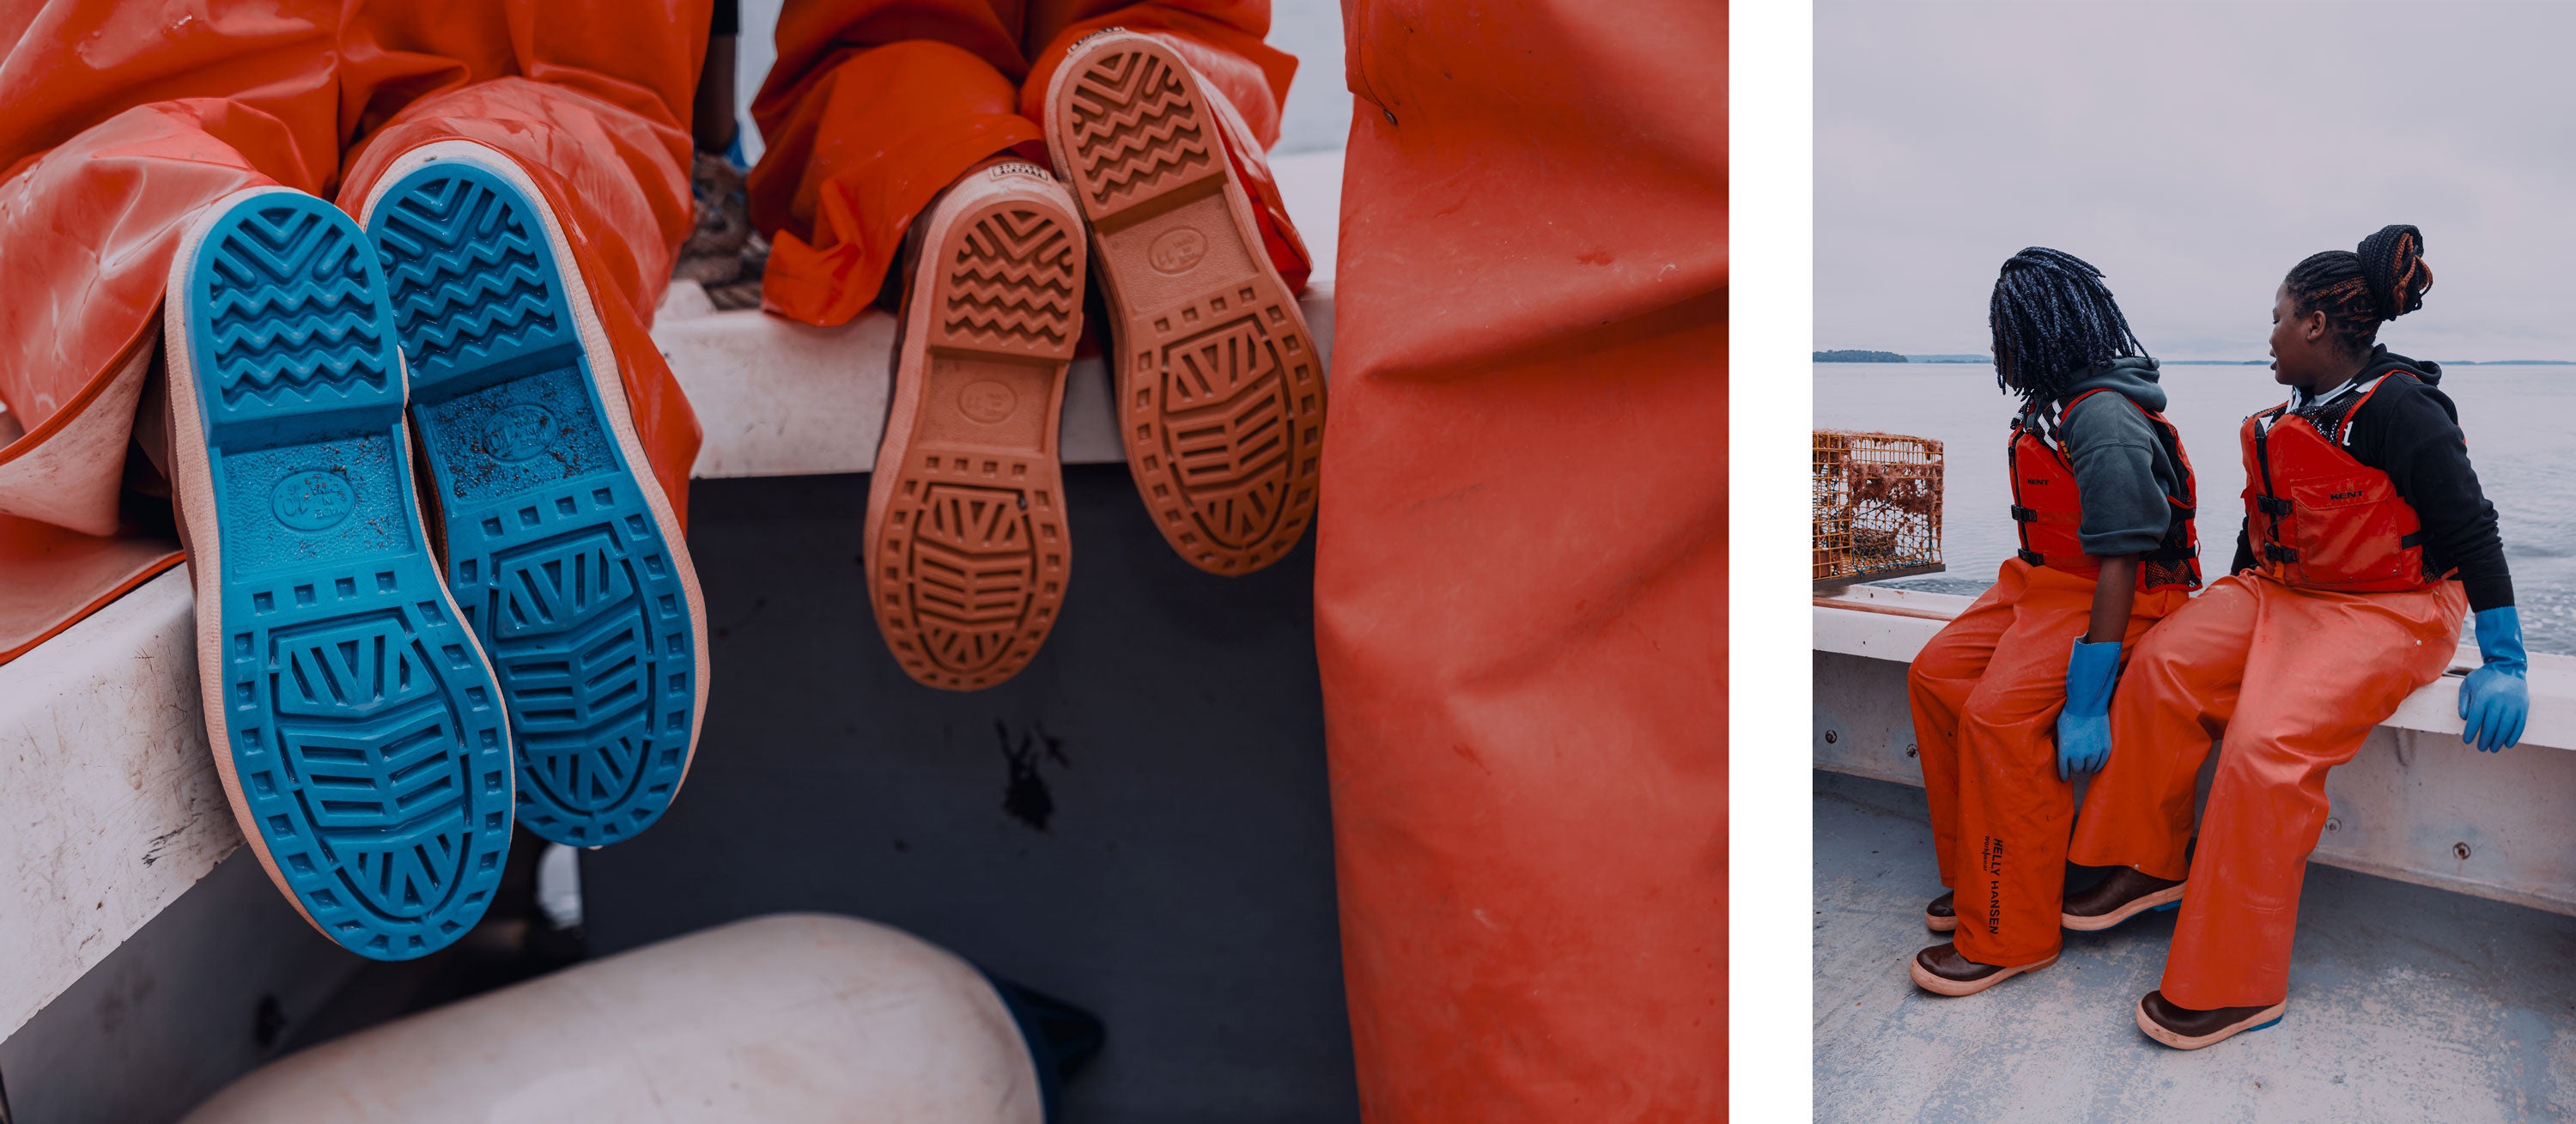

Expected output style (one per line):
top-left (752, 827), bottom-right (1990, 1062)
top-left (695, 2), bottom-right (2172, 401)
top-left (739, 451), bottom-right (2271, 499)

top-left (1908, 942), bottom-right (2058, 997)
top-left (864, 161), bottom-right (1086, 690)
top-left (1042, 29), bottom-right (1326, 575)
top-left (1924, 890), bottom-right (1957, 933)
top-left (2062, 868), bottom-right (2186, 932)
top-left (2136, 990), bottom-right (2285, 1049)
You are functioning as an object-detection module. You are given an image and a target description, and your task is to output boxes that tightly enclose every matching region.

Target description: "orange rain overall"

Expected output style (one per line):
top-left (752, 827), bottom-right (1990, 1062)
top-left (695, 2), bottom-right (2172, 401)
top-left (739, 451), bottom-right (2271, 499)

top-left (2071, 375), bottom-right (2466, 1009)
top-left (1911, 392), bottom-right (2199, 966)
top-left (0, 0), bottom-right (709, 665)
top-left (747, 0), bottom-right (1309, 327)
top-left (1314, 0), bottom-right (1724, 1119)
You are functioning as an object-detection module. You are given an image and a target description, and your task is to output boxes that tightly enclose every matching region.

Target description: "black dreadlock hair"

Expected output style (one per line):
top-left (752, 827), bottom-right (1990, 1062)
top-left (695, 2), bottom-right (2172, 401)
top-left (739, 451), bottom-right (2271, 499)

top-left (1988, 247), bottom-right (2150, 402)
top-left (2284, 224), bottom-right (2433, 357)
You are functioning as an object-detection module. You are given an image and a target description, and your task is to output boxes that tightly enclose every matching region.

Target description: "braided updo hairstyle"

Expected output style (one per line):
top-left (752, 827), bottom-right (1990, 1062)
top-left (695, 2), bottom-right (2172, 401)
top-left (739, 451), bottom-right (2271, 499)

top-left (2283, 224), bottom-right (2433, 356)
top-left (1988, 247), bottom-right (2149, 401)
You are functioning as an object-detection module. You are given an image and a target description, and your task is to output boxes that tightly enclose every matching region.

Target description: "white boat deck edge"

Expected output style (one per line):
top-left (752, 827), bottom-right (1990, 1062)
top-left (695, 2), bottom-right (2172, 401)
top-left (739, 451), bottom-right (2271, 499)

top-left (1814, 580), bottom-right (2576, 920)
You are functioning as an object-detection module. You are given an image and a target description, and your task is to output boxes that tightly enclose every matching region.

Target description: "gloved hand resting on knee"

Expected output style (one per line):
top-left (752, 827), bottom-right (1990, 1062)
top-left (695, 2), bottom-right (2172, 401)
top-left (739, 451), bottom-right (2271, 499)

top-left (2058, 638), bottom-right (2122, 779)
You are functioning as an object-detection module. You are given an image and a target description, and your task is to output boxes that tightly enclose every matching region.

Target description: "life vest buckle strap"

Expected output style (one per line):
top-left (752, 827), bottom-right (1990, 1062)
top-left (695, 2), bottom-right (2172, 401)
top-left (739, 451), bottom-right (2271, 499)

top-left (2239, 403), bottom-right (2438, 592)
top-left (2016, 396), bottom-right (2202, 593)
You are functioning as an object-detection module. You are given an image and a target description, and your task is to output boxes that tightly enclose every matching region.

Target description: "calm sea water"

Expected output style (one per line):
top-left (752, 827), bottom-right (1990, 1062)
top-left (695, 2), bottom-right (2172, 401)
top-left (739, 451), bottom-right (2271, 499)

top-left (1814, 362), bottom-right (2576, 655)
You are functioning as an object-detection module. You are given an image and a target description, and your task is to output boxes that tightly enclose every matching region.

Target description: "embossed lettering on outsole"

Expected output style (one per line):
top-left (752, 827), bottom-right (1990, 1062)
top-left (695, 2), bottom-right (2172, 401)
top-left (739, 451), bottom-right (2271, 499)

top-left (1054, 37), bottom-right (1326, 574)
top-left (870, 189), bottom-right (1082, 690)
top-left (369, 162), bottom-right (699, 846)
top-left (182, 194), bottom-right (514, 961)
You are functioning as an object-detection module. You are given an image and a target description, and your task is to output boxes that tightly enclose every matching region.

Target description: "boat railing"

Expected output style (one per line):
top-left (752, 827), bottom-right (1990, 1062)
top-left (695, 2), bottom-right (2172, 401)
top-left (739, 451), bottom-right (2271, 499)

top-left (1815, 582), bottom-right (2576, 918)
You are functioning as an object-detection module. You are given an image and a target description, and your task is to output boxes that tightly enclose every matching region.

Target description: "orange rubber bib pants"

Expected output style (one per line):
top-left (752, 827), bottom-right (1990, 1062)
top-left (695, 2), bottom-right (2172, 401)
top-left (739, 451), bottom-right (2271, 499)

top-left (1911, 557), bottom-right (2191, 965)
top-left (0, 0), bottom-right (708, 665)
top-left (1316, 0), bottom-right (1725, 1119)
top-left (2069, 573), bottom-right (2464, 1007)
top-left (748, 0), bottom-right (1309, 327)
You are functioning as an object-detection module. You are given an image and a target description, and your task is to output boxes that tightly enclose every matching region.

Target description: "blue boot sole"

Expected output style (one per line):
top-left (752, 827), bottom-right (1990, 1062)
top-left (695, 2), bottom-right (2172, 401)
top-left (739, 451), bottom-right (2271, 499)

top-left (366, 156), bottom-right (702, 847)
top-left (173, 191), bottom-right (515, 960)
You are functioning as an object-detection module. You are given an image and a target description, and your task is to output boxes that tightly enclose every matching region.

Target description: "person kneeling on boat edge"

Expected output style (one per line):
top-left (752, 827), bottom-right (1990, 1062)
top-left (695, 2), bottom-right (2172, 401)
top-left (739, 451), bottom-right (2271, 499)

top-left (1906, 248), bottom-right (2204, 997)
top-left (2067, 224), bottom-right (2527, 1050)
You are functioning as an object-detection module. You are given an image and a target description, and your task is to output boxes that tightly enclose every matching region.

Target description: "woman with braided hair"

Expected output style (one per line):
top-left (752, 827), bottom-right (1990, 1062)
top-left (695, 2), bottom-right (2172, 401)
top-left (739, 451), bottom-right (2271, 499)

top-left (1905, 247), bottom-right (2204, 996)
top-left (2069, 224), bottom-right (2526, 1049)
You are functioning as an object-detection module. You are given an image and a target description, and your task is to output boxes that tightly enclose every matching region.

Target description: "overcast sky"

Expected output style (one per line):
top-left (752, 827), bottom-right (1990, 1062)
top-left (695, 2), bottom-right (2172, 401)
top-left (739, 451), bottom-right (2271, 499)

top-left (1818, 2), bottom-right (2576, 361)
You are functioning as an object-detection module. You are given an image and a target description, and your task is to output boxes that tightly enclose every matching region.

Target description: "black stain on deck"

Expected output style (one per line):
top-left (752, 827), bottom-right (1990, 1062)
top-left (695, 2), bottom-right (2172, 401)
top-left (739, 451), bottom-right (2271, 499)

top-left (999, 720), bottom-right (1070, 832)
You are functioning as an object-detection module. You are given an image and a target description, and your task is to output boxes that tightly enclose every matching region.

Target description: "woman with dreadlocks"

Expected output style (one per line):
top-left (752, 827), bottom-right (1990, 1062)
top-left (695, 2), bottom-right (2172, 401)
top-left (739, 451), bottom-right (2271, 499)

top-left (2067, 224), bottom-right (2524, 1049)
top-left (1905, 248), bottom-right (2203, 997)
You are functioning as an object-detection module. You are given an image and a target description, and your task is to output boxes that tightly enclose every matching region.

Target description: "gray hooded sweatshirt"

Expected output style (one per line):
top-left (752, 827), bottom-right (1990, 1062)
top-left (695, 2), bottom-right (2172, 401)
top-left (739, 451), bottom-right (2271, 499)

top-left (2050, 357), bottom-right (2186, 556)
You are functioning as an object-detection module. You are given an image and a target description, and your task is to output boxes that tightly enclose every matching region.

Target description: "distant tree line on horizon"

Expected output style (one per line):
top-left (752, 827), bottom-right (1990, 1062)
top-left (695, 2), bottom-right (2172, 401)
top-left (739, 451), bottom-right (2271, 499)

top-left (1814, 349), bottom-right (1907, 363)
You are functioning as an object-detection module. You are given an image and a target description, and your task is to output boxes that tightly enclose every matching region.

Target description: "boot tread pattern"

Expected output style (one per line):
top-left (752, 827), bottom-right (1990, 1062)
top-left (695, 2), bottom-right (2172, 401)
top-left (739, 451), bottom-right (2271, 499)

top-left (942, 208), bottom-right (1080, 351)
top-left (202, 210), bottom-right (391, 407)
top-left (368, 161), bottom-right (697, 846)
top-left (1058, 39), bottom-right (1327, 574)
top-left (374, 175), bottom-right (570, 377)
top-left (1066, 50), bottom-right (1216, 209)
top-left (1136, 304), bottom-right (1319, 567)
top-left (892, 478), bottom-right (1053, 682)
top-left (185, 193), bottom-right (513, 960)
top-left (874, 194), bottom-right (1078, 690)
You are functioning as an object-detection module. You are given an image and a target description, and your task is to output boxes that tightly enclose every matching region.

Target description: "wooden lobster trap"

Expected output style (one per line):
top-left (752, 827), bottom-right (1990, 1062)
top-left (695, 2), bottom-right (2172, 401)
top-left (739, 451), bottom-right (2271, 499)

top-left (1814, 429), bottom-right (1944, 589)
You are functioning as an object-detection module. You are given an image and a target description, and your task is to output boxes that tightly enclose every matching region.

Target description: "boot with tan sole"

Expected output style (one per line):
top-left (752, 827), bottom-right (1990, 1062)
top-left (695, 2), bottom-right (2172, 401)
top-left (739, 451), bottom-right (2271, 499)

top-left (1044, 29), bottom-right (1326, 575)
top-left (1909, 942), bottom-right (2059, 997)
top-left (865, 162), bottom-right (1088, 690)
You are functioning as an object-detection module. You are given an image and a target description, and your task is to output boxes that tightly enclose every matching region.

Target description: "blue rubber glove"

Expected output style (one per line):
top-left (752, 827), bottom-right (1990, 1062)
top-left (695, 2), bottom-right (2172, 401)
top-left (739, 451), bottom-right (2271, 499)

top-left (2057, 639), bottom-right (2122, 780)
top-left (2459, 606), bottom-right (2529, 753)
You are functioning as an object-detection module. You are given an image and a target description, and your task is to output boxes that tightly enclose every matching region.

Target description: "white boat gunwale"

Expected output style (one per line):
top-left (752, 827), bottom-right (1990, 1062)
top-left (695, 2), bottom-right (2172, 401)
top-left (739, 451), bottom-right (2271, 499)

top-left (1815, 580), bottom-right (2576, 920)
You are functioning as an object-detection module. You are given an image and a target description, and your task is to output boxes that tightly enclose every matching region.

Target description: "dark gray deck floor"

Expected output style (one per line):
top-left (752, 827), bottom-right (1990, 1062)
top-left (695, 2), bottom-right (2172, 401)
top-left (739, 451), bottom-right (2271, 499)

top-left (1815, 770), bottom-right (2576, 1122)
top-left (581, 470), bottom-right (1358, 1124)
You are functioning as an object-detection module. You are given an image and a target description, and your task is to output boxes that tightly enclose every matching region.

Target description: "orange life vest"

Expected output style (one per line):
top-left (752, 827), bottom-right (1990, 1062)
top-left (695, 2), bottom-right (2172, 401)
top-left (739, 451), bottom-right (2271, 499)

top-left (2008, 388), bottom-right (2203, 592)
top-left (2241, 374), bottom-right (2450, 593)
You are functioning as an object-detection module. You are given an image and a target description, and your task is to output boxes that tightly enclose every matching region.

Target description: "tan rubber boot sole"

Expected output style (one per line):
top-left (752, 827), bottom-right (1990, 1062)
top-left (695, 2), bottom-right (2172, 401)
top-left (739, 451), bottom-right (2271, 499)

top-left (1044, 30), bottom-right (1326, 575)
top-left (865, 165), bottom-right (1084, 690)
top-left (2061, 881), bottom-right (2186, 932)
top-left (1909, 951), bottom-right (2058, 997)
top-left (2137, 999), bottom-right (2287, 1049)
